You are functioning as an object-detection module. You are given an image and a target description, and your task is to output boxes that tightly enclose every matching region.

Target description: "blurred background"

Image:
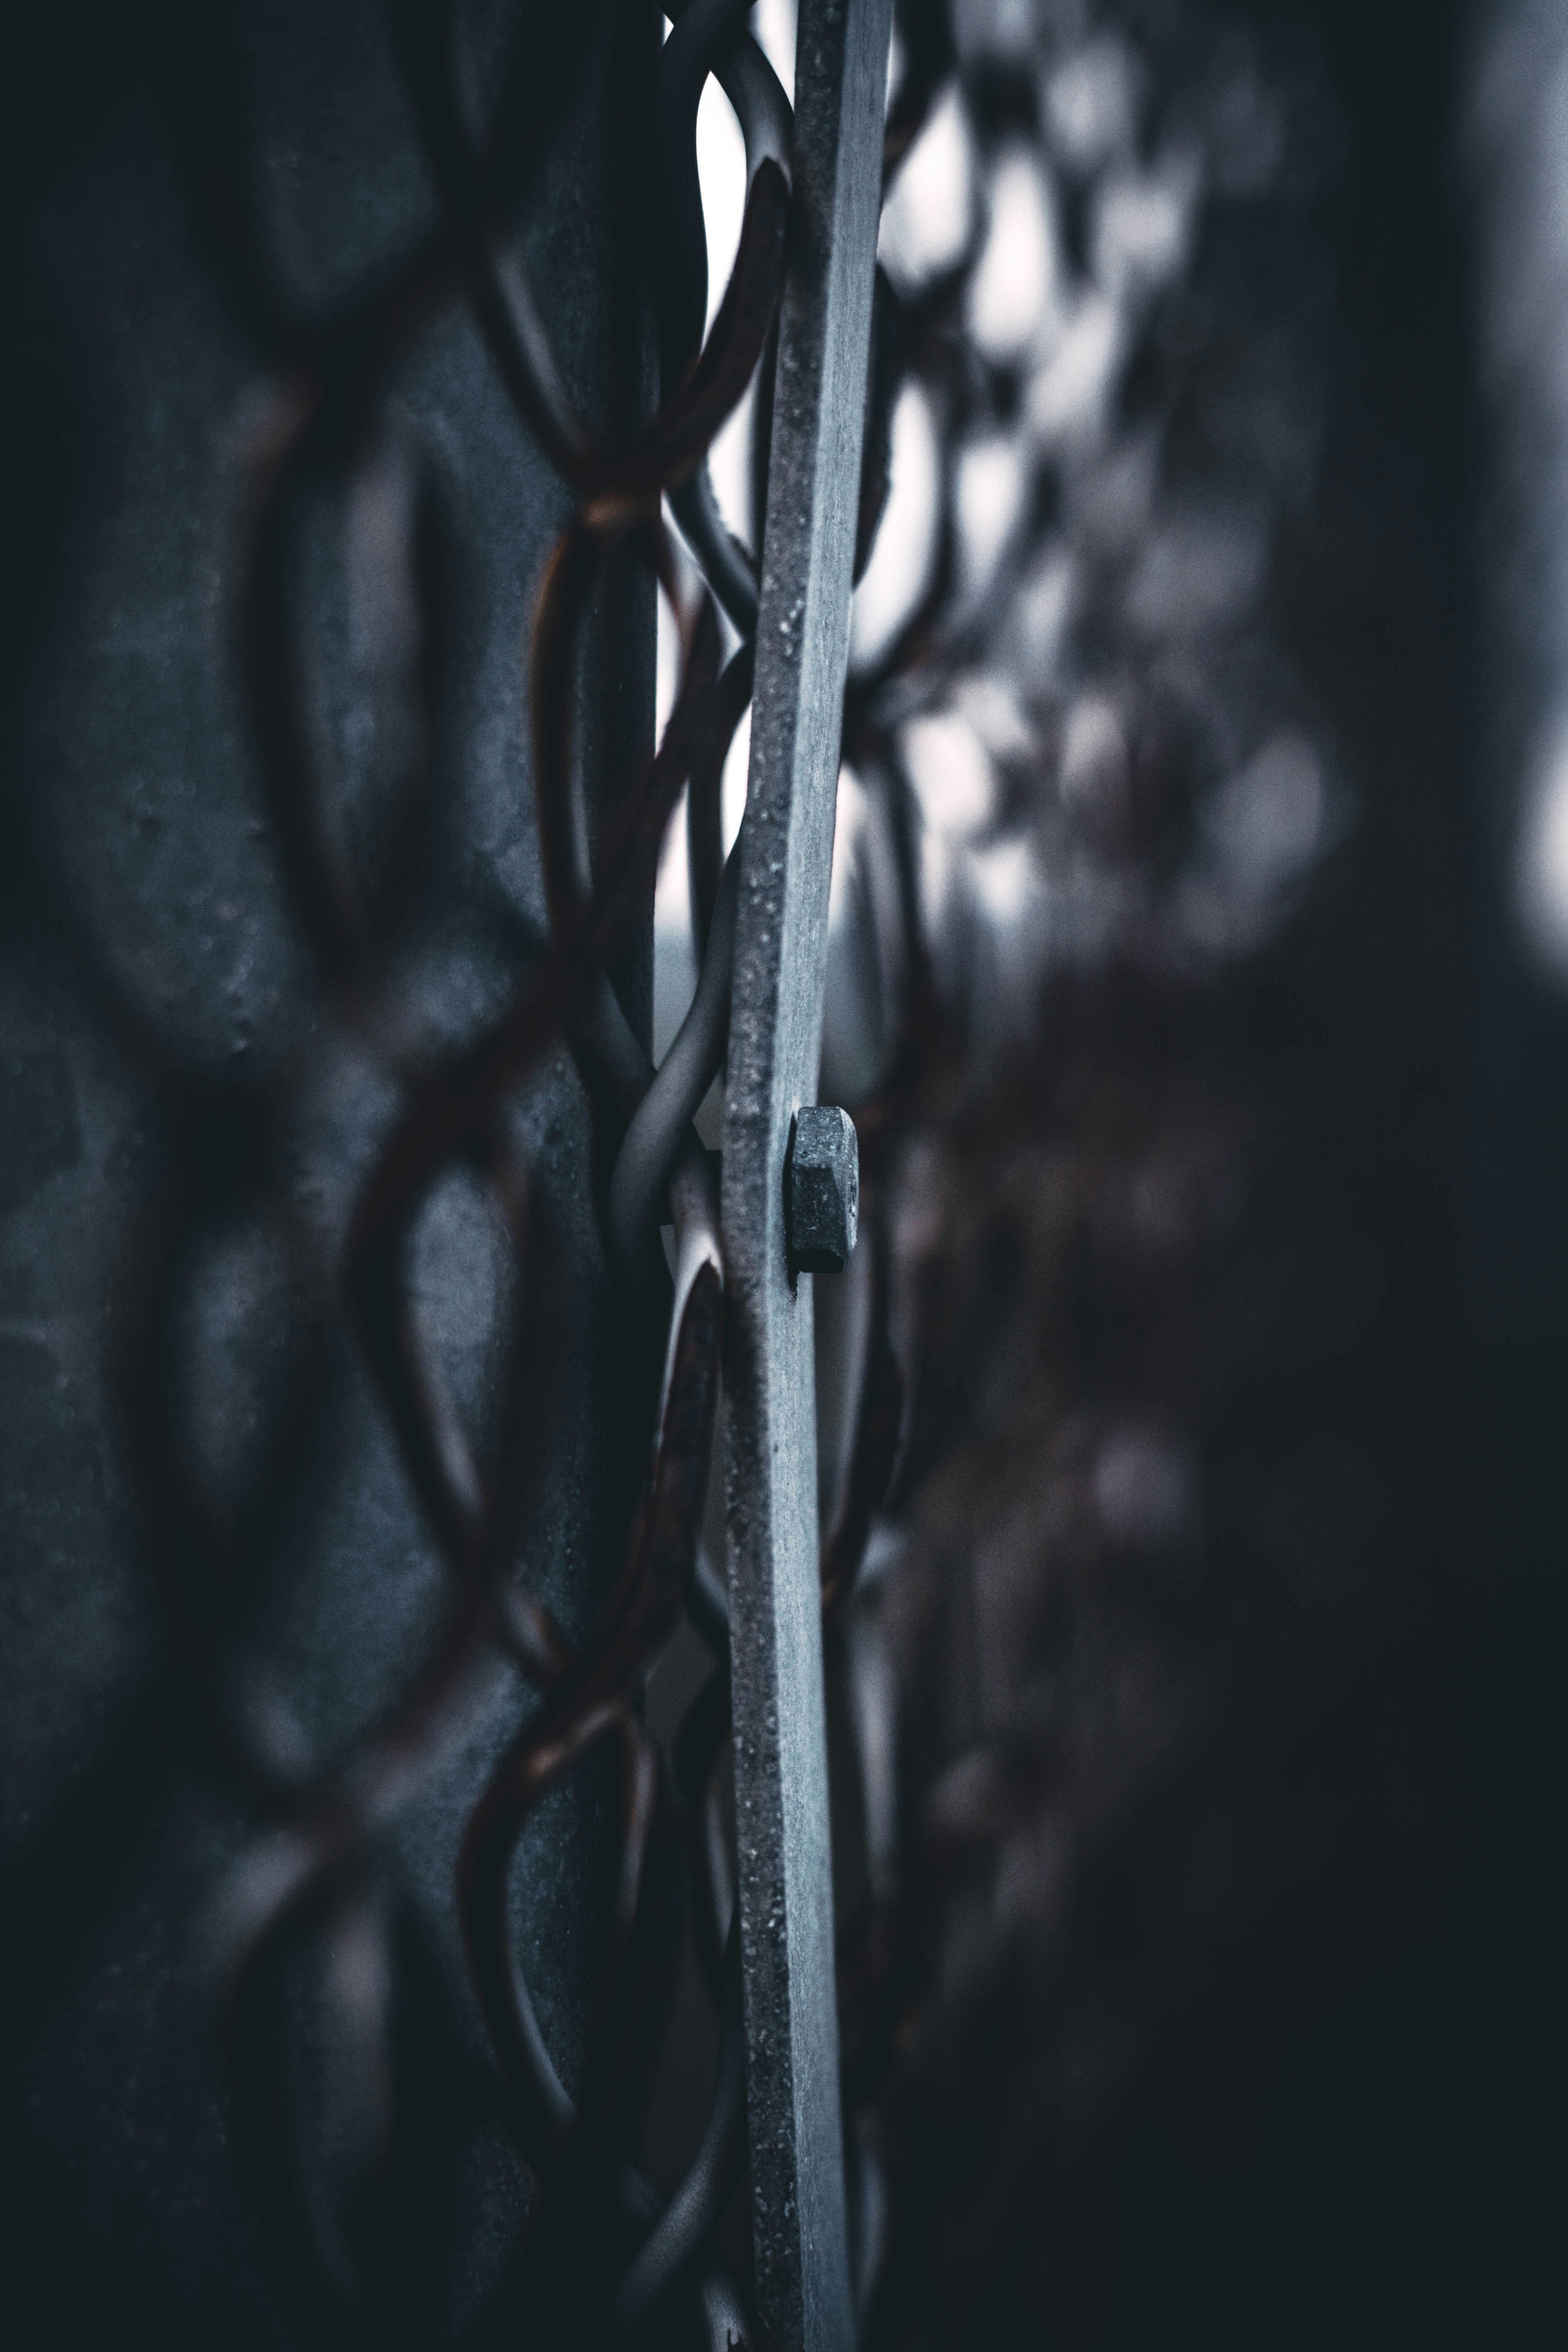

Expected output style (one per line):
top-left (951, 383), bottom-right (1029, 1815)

top-left (659, 6), bottom-right (1558, 2334)
top-left (1, 0), bottom-right (1559, 2346)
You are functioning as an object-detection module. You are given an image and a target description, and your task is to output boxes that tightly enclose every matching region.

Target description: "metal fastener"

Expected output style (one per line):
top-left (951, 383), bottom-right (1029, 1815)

top-left (785, 1105), bottom-right (859, 1274)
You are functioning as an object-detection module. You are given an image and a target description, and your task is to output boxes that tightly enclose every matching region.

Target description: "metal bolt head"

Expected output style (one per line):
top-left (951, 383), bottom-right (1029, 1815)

top-left (786, 1105), bottom-right (859, 1273)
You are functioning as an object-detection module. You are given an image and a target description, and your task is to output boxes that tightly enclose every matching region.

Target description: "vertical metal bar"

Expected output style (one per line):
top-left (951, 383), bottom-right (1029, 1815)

top-left (720, 5), bottom-right (893, 2351)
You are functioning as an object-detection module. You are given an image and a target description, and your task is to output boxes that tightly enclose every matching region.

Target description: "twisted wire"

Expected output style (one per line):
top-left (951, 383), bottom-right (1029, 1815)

top-left (194, 5), bottom-right (813, 2342)
top-left (133, 6), bottom-right (1446, 2343)
top-left (8, 5), bottom-right (938, 2343)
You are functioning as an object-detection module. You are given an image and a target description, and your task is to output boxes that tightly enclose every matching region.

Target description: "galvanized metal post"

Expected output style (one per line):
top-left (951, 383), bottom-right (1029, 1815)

top-left (720, 5), bottom-right (893, 2351)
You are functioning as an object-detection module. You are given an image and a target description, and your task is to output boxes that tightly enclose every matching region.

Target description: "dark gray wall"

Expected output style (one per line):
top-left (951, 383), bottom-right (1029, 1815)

top-left (0, 4), bottom-right (656, 2343)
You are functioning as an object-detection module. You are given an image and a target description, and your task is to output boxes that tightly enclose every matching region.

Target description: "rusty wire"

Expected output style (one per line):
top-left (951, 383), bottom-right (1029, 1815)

top-left (204, 17), bottom-right (777, 2347)
top-left (165, 5), bottom-right (946, 2347)
top-left (4, 3), bottom-right (1448, 2346)
top-left (0, 1), bottom-right (961, 2342)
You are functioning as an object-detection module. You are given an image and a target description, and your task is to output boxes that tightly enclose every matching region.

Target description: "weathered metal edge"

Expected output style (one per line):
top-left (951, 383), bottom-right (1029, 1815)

top-left (720, 4), bottom-right (894, 2351)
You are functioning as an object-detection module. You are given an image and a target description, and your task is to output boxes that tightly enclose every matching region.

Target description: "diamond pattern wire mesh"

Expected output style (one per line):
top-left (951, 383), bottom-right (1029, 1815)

top-left (2, 2), bottom-right (1473, 2348)
top-left (0, 4), bottom-right (921, 2346)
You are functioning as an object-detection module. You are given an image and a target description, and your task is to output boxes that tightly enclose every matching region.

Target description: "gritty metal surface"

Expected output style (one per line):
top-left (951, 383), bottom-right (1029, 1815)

top-left (787, 1107), bottom-right (860, 1274)
top-left (719, 4), bottom-right (895, 2350)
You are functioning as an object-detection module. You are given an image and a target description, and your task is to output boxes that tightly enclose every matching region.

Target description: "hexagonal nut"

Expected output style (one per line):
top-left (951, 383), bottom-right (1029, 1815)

top-left (787, 1105), bottom-right (859, 1274)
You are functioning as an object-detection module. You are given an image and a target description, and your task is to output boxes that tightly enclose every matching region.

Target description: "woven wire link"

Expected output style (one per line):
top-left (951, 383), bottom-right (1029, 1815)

top-left (5, 0), bottom-right (1353, 2338)
top-left (157, 5), bottom-right (943, 2347)
top-left (0, 1), bottom-right (967, 2340)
